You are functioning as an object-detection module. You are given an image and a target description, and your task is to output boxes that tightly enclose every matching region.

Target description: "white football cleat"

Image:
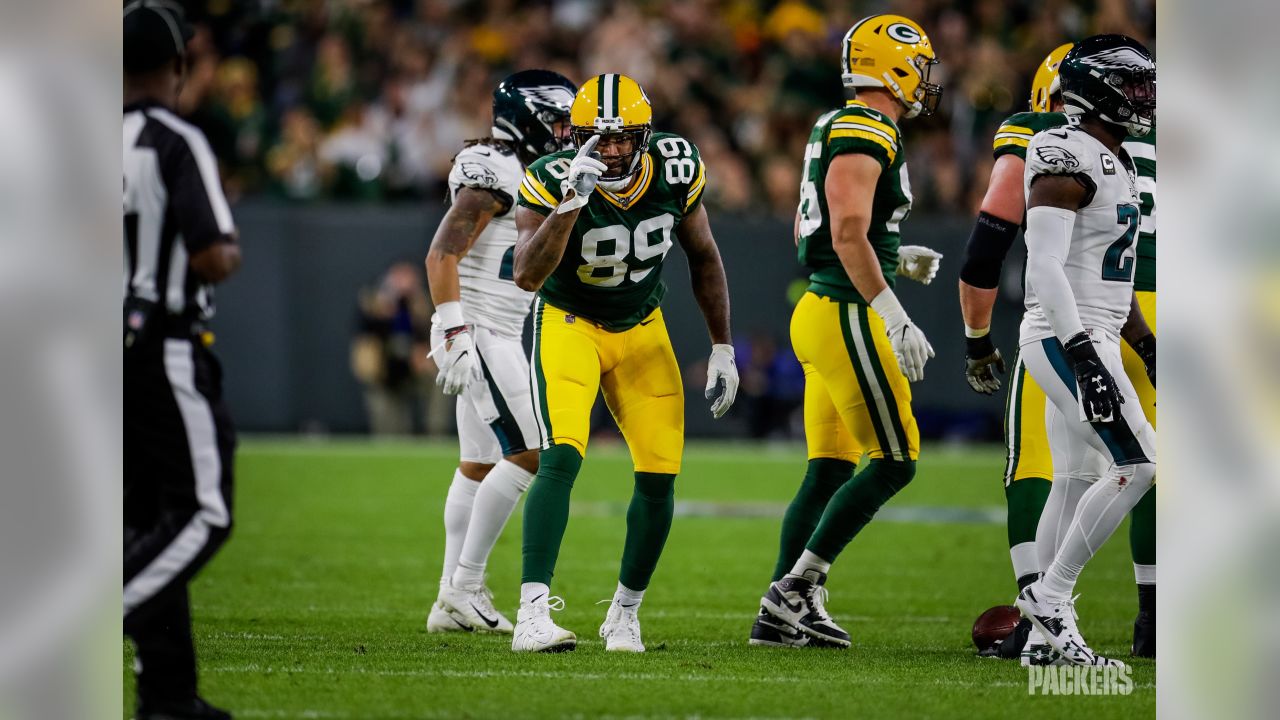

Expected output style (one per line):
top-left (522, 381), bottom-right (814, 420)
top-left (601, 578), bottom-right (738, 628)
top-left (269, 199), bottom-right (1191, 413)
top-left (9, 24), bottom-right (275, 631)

top-left (1016, 585), bottom-right (1125, 667)
top-left (438, 581), bottom-right (514, 634)
top-left (426, 600), bottom-right (470, 633)
top-left (1019, 623), bottom-right (1066, 666)
top-left (512, 594), bottom-right (576, 653)
top-left (599, 601), bottom-right (644, 652)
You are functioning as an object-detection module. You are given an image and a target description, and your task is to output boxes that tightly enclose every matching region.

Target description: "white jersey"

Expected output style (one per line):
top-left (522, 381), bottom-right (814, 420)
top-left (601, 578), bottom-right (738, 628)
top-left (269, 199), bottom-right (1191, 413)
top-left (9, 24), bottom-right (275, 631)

top-left (1019, 125), bottom-right (1141, 344)
top-left (447, 142), bottom-right (533, 337)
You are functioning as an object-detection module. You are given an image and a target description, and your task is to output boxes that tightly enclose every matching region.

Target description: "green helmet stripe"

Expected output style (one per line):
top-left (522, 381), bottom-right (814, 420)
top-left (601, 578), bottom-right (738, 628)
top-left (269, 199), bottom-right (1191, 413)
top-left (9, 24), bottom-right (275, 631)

top-left (597, 74), bottom-right (607, 118)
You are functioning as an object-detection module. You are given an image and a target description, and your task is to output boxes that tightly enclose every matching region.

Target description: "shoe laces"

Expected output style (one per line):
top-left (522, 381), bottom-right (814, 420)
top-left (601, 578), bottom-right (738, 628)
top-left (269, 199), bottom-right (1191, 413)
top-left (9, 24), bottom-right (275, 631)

top-left (806, 584), bottom-right (834, 622)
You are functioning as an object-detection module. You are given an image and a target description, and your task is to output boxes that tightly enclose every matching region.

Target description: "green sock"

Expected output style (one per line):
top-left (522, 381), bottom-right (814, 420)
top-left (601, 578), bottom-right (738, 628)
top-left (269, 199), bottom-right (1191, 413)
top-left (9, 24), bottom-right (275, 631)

top-left (772, 458), bottom-right (854, 581)
top-left (805, 459), bottom-right (915, 563)
top-left (520, 445), bottom-right (582, 585)
top-left (1129, 483), bottom-right (1156, 580)
top-left (1005, 476), bottom-right (1051, 585)
top-left (618, 472), bottom-right (676, 591)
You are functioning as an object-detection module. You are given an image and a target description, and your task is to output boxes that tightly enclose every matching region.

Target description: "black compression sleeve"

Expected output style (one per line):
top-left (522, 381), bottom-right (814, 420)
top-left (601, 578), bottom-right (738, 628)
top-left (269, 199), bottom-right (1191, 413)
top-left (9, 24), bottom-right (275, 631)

top-left (959, 211), bottom-right (1020, 289)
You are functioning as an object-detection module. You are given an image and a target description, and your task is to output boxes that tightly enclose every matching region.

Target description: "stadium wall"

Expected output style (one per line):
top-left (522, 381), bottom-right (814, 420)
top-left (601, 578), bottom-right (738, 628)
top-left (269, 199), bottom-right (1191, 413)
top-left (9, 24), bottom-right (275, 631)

top-left (216, 201), bottom-right (1028, 439)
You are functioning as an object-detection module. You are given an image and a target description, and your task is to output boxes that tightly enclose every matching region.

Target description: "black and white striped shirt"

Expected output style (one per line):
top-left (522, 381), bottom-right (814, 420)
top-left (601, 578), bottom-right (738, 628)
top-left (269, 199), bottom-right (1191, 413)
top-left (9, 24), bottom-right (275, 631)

top-left (123, 100), bottom-right (235, 321)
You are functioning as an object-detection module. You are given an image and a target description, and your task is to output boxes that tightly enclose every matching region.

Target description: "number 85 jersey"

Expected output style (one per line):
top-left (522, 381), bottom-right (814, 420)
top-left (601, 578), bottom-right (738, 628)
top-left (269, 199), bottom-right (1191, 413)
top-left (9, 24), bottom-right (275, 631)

top-left (517, 132), bottom-right (707, 331)
top-left (1020, 125), bottom-right (1142, 344)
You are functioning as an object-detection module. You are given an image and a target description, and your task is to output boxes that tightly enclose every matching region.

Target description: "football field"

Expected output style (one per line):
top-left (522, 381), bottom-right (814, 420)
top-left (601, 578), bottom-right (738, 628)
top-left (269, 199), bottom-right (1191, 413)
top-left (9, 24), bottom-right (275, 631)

top-left (123, 439), bottom-right (1154, 719)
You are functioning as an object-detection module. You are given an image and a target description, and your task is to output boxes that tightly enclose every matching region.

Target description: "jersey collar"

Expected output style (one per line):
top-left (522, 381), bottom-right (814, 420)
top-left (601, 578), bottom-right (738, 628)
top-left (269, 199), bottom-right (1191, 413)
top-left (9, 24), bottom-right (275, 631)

top-left (596, 154), bottom-right (654, 210)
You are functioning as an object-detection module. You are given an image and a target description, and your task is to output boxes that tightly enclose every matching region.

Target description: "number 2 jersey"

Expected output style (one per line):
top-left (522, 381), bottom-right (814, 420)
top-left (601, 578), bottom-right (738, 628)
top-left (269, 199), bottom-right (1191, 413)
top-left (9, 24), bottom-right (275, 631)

top-left (995, 111), bottom-right (1156, 293)
top-left (1019, 125), bottom-right (1142, 344)
top-left (447, 141), bottom-right (533, 338)
top-left (796, 101), bottom-right (913, 304)
top-left (517, 132), bottom-right (707, 331)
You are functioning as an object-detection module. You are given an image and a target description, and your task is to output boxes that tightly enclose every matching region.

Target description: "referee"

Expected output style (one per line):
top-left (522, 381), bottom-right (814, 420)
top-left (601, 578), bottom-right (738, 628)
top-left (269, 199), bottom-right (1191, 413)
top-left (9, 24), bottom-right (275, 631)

top-left (124, 2), bottom-right (240, 718)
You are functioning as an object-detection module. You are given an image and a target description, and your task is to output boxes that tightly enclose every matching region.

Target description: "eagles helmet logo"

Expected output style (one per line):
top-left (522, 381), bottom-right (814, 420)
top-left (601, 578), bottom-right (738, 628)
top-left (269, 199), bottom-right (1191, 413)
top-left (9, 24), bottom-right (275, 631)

top-left (517, 85), bottom-right (575, 113)
top-left (886, 22), bottom-right (922, 44)
top-left (1034, 145), bottom-right (1081, 171)
top-left (458, 162), bottom-right (500, 188)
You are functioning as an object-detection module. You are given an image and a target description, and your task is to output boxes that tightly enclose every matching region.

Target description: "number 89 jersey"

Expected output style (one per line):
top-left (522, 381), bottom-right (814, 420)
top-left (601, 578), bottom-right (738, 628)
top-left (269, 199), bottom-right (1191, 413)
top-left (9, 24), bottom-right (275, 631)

top-left (1020, 125), bottom-right (1142, 344)
top-left (518, 132), bottom-right (707, 331)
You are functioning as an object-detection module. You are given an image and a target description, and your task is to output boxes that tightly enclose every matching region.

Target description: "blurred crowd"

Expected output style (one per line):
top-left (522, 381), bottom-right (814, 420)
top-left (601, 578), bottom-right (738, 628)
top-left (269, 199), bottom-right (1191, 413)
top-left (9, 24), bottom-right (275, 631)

top-left (177, 0), bottom-right (1154, 215)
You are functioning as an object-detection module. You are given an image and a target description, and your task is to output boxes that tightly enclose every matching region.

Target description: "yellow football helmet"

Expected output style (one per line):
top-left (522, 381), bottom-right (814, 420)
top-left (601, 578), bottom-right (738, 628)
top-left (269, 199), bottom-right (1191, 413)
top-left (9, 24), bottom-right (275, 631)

top-left (570, 73), bottom-right (653, 182)
top-left (1030, 43), bottom-right (1073, 112)
top-left (841, 15), bottom-right (941, 118)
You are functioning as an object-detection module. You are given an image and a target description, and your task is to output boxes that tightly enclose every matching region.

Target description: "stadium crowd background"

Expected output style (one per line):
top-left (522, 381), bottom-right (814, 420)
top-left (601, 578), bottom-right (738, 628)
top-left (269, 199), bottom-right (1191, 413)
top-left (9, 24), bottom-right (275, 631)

top-left (177, 0), bottom-right (1155, 216)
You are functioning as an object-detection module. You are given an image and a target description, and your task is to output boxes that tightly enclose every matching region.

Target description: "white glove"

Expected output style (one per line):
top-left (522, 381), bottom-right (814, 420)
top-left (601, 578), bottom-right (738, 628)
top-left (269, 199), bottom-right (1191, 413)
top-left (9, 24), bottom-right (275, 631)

top-left (896, 245), bottom-right (943, 285)
top-left (430, 302), bottom-right (482, 395)
top-left (705, 344), bottom-right (739, 419)
top-left (870, 289), bottom-right (934, 382)
top-left (556, 135), bottom-right (606, 214)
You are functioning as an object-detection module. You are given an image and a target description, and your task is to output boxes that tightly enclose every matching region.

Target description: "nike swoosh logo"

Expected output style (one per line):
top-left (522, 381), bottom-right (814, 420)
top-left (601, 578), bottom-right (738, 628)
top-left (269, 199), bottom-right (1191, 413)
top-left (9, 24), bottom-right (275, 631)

top-left (471, 603), bottom-right (500, 628)
top-left (639, 318), bottom-right (656, 326)
top-left (780, 597), bottom-right (804, 614)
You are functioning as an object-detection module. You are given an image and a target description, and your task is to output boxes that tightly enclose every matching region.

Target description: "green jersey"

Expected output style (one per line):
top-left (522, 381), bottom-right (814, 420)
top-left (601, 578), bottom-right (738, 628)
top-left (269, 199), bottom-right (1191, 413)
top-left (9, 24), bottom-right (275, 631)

top-left (796, 101), bottom-right (912, 303)
top-left (992, 111), bottom-right (1068, 160)
top-left (517, 132), bottom-right (707, 331)
top-left (1123, 130), bottom-right (1156, 292)
top-left (995, 112), bottom-right (1156, 292)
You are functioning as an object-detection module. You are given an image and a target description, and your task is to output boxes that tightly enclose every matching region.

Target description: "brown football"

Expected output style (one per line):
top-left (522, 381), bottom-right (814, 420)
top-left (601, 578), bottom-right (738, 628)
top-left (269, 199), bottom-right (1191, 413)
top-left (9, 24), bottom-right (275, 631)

top-left (972, 605), bottom-right (1021, 650)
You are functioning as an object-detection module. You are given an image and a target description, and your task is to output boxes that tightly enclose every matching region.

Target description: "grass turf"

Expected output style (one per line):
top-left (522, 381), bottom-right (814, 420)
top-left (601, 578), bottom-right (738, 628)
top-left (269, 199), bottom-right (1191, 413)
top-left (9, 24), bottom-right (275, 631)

top-left (124, 439), bottom-right (1154, 719)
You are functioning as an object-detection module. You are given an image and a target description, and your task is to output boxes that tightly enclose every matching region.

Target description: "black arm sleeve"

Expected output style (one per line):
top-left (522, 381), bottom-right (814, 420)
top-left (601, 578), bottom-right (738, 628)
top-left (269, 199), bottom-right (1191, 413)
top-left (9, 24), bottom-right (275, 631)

top-left (958, 211), bottom-right (1021, 289)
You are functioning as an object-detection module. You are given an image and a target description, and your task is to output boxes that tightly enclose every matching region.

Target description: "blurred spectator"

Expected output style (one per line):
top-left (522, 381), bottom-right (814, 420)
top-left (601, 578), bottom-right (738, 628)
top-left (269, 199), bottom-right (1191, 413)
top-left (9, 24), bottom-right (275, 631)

top-left (350, 262), bottom-right (442, 437)
top-left (738, 331), bottom-right (806, 439)
top-left (178, 0), bottom-right (1155, 211)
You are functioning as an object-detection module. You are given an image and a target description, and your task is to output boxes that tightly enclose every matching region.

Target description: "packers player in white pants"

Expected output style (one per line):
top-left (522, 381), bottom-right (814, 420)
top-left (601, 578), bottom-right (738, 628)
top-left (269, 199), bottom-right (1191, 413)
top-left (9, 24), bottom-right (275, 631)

top-left (424, 70), bottom-right (576, 634)
top-left (1011, 35), bottom-right (1157, 667)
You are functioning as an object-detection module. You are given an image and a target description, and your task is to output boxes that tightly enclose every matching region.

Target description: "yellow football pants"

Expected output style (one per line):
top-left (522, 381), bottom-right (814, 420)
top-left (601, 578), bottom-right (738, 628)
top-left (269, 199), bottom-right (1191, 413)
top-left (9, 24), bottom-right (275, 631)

top-left (791, 292), bottom-right (919, 463)
top-left (1006, 290), bottom-right (1156, 484)
top-left (529, 298), bottom-right (684, 474)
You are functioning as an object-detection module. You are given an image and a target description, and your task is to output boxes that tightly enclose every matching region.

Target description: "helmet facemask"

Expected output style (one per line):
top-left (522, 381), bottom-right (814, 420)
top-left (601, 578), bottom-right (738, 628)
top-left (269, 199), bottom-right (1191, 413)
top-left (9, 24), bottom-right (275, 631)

top-left (571, 118), bottom-right (652, 185)
top-left (904, 54), bottom-right (942, 118)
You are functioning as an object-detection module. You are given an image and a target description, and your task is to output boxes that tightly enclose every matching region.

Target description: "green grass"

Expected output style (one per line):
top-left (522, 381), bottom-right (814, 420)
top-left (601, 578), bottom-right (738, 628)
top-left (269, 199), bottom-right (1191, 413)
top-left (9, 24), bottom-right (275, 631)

top-left (124, 439), bottom-right (1154, 719)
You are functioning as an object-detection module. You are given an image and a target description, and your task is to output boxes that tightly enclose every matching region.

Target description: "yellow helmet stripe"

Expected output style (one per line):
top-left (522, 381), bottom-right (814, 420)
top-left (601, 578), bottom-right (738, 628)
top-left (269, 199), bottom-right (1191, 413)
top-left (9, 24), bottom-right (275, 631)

top-left (828, 128), bottom-right (898, 163)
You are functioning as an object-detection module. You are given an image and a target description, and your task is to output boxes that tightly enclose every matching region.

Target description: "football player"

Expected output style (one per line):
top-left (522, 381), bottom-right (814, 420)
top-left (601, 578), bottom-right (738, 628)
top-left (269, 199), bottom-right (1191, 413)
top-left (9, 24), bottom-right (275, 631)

top-left (957, 44), bottom-right (1157, 661)
top-left (750, 15), bottom-right (941, 649)
top-left (510, 73), bottom-right (738, 652)
top-left (1012, 35), bottom-right (1157, 667)
top-left (424, 70), bottom-right (576, 634)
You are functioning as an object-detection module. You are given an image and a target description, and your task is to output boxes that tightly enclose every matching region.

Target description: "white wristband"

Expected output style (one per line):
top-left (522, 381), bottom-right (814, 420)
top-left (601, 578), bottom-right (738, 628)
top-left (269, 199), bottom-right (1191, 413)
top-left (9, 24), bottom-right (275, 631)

top-left (869, 288), bottom-right (909, 329)
top-left (436, 301), bottom-right (465, 329)
top-left (965, 325), bottom-right (990, 339)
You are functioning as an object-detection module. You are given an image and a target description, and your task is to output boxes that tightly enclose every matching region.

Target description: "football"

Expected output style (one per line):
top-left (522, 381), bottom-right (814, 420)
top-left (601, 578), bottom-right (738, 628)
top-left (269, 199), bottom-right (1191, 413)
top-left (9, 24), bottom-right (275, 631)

top-left (972, 605), bottom-right (1021, 650)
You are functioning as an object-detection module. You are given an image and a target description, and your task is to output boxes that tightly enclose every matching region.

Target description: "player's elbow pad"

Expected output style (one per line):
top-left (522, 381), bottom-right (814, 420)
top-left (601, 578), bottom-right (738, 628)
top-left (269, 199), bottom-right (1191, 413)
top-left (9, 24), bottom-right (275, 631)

top-left (958, 212), bottom-right (1020, 289)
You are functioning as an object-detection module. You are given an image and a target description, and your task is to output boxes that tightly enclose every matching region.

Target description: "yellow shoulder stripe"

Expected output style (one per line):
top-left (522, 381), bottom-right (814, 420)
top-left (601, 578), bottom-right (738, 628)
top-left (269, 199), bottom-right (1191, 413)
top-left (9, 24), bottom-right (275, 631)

top-left (828, 128), bottom-right (897, 163)
top-left (685, 161), bottom-right (707, 210)
top-left (997, 124), bottom-right (1035, 136)
top-left (833, 115), bottom-right (898, 142)
top-left (519, 182), bottom-right (551, 208)
top-left (523, 172), bottom-right (558, 207)
top-left (993, 137), bottom-right (1031, 149)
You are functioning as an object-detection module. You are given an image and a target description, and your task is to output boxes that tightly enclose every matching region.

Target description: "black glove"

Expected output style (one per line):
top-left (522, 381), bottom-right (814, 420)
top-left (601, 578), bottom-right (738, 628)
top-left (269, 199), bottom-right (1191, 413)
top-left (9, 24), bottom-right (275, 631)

top-left (1130, 334), bottom-right (1156, 388)
top-left (1064, 332), bottom-right (1124, 422)
top-left (964, 333), bottom-right (1006, 395)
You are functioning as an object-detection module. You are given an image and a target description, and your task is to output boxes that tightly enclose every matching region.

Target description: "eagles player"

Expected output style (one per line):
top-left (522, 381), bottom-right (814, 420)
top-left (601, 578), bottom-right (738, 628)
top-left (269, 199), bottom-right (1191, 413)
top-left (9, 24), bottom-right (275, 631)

top-left (751, 15), bottom-right (941, 649)
top-left (1012, 35), bottom-right (1157, 667)
top-left (958, 44), bottom-right (1157, 660)
top-left (424, 70), bottom-right (575, 635)
top-left (510, 74), bottom-right (737, 653)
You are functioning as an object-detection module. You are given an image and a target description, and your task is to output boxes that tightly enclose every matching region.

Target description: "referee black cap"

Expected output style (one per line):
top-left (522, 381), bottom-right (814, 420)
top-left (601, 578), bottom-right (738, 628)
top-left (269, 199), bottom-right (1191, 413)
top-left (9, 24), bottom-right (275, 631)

top-left (124, 0), bottom-right (194, 74)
